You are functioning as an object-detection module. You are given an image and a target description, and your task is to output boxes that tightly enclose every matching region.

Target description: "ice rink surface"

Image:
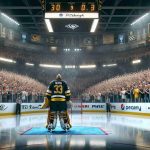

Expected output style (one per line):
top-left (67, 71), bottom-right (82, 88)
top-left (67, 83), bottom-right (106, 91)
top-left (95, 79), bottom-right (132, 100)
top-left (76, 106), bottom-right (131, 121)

top-left (0, 112), bottom-right (150, 150)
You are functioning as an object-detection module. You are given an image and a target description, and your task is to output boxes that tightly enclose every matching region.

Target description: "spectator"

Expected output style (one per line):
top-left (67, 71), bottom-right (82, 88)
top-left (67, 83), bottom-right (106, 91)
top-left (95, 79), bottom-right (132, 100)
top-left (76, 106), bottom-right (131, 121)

top-left (84, 69), bottom-right (150, 103)
top-left (120, 88), bottom-right (126, 102)
top-left (0, 70), bottom-right (46, 103)
top-left (16, 97), bottom-right (22, 115)
top-left (133, 86), bottom-right (140, 102)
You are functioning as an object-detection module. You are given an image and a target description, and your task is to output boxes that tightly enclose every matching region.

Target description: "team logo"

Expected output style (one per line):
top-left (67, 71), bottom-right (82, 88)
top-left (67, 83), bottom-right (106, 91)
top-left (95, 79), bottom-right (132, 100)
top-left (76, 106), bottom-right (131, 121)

top-left (65, 24), bottom-right (79, 30)
top-left (121, 104), bottom-right (125, 110)
top-left (0, 104), bottom-right (8, 111)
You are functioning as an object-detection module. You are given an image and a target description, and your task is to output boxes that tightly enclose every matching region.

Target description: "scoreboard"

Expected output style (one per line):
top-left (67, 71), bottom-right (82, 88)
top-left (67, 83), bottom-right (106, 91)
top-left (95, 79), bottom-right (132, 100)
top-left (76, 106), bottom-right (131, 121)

top-left (46, 2), bottom-right (98, 12)
top-left (44, 1), bottom-right (99, 33)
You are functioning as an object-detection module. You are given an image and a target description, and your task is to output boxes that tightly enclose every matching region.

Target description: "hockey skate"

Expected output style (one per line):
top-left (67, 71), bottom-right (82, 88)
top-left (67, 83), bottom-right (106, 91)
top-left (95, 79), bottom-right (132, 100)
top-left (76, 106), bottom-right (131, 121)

top-left (64, 123), bottom-right (71, 132)
top-left (47, 112), bottom-right (57, 132)
top-left (47, 123), bottom-right (53, 132)
top-left (59, 111), bottom-right (71, 132)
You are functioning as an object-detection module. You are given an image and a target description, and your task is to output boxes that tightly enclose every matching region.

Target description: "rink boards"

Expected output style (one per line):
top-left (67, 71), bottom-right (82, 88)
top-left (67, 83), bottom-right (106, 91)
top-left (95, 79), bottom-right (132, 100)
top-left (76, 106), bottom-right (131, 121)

top-left (0, 103), bottom-right (150, 116)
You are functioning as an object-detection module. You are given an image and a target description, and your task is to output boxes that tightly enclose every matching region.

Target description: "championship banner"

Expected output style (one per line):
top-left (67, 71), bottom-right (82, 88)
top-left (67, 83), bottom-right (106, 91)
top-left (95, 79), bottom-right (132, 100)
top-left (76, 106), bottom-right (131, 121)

top-left (83, 37), bottom-right (93, 46)
top-left (137, 30), bottom-right (141, 41)
top-left (22, 33), bottom-right (27, 43)
top-left (148, 23), bottom-right (150, 35)
top-left (47, 36), bottom-right (63, 46)
top-left (118, 34), bottom-right (125, 44)
top-left (128, 31), bottom-right (136, 42)
top-left (8, 29), bottom-right (13, 40)
top-left (31, 34), bottom-right (41, 42)
top-left (103, 34), bottom-right (114, 44)
top-left (0, 23), bottom-right (2, 37)
top-left (141, 28), bottom-right (146, 40)
top-left (1, 26), bottom-right (6, 38)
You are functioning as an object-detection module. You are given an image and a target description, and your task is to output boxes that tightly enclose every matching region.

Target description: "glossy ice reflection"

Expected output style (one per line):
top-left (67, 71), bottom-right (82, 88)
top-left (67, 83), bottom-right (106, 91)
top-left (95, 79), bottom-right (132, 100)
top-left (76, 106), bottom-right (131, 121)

top-left (0, 113), bottom-right (150, 150)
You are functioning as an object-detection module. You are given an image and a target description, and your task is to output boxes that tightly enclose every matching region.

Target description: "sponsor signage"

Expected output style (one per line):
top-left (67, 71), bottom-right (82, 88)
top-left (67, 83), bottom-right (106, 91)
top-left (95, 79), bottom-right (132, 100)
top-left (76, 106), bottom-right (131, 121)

top-left (72, 103), bottom-right (106, 111)
top-left (0, 103), bottom-right (150, 114)
top-left (121, 104), bottom-right (141, 111)
top-left (92, 105), bottom-right (105, 108)
top-left (111, 105), bottom-right (116, 110)
top-left (111, 103), bottom-right (150, 113)
top-left (22, 104), bottom-right (42, 110)
top-left (45, 13), bottom-right (99, 19)
top-left (0, 104), bottom-right (8, 111)
top-left (21, 103), bottom-right (45, 112)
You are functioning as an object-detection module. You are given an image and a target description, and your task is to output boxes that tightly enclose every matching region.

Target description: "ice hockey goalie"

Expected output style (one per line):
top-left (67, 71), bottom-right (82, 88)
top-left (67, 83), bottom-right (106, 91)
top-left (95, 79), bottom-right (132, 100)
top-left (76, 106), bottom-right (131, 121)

top-left (41, 74), bottom-right (72, 132)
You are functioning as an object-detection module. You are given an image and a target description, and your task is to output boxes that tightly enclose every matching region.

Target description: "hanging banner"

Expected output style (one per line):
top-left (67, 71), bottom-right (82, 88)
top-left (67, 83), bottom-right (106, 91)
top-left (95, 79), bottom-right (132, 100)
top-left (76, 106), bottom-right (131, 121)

top-left (1, 26), bottom-right (6, 38)
top-left (118, 34), bottom-right (125, 44)
top-left (31, 34), bottom-right (41, 43)
top-left (137, 30), bottom-right (141, 41)
top-left (22, 33), bottom-right (27, 43)
top-left (128, 31), bottom-right (136, 42)
top-left (103, 34), bottom-right (114, 44)
top-left (0, 23), bottom-right (2, 37)
top-left (142, 28), bottom-right (146, 40)
top-left (8, 29), bottom-right (13, 40)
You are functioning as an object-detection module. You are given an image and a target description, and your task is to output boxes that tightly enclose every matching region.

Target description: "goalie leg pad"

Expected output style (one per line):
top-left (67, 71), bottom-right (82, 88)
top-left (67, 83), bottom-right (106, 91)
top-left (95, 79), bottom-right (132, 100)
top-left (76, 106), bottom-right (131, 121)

top-left (59, 111), bottom-right (71, 130)
top-left (47, 111), bottom-right (57, 130)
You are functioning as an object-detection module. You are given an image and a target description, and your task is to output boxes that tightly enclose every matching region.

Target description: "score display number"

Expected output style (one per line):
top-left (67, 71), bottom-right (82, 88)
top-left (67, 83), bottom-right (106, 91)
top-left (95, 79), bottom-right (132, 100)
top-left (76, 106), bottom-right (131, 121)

top-left (49, 3), bottom-right (96, 12)
top-left (51, 4), bottom-right (61, 12)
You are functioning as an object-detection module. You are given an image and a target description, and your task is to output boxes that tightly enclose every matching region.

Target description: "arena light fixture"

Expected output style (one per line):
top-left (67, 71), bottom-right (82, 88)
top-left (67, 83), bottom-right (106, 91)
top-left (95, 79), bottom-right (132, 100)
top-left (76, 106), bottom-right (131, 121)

top-left (65, 65), bottom-right (76, 69)
top-left (79, 65), bottom-right (96, 69)
top-left (25, 63), bottom-right (34, 66)
top-left (90, 19), bottom-right (99, 33)
top-left (102, 64), bottom-right (117, 67)
top-left (45, 19), bottom-right (53, 32)
top-left (0, 57), bottom-right (16, 63)
top-left (74, 48), bottom-right (82, 52)
top-left (39, 64), bottom-right (61, 68)
top-left (1, 13), bottom-right (20, 26)
top-left (131, 13), bottom-right (149, 26)
top-left (132, 59), bottom-right (141, 64)
top-left (64, 48), bottom-right (70, 52)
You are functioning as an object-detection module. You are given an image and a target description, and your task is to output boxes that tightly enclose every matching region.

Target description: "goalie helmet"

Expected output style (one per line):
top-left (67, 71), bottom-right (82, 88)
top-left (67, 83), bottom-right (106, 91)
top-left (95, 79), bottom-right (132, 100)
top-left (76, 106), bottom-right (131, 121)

top-left (56, 74), bottom-right (62, 81)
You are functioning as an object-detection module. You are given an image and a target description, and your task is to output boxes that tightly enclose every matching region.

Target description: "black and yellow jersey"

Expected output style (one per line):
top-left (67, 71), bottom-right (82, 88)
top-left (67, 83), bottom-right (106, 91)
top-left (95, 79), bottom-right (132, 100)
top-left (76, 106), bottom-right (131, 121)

top-left (45, 80), bottom-right (71, 102)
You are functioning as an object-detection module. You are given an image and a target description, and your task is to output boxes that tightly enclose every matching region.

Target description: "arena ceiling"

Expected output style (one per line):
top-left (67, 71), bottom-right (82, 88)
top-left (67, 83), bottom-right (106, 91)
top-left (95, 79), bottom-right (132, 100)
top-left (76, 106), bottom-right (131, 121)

top-left (0, 0), bottom-right (150, 34)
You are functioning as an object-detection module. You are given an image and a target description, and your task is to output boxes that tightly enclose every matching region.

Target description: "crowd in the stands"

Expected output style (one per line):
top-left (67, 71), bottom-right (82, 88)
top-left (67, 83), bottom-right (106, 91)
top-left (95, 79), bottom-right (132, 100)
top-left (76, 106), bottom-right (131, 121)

top-left (0, 44), bottom-right (150, 103)
top-left (0, 70), bottom-right (46, 103)
top-left (83, 69), bottom-right (150, 103)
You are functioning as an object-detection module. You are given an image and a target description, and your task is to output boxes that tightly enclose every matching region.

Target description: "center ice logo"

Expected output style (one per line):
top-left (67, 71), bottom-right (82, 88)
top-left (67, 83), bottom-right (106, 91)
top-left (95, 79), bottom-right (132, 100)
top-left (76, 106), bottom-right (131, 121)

top-left (121, 104), bottom-right (125, 110)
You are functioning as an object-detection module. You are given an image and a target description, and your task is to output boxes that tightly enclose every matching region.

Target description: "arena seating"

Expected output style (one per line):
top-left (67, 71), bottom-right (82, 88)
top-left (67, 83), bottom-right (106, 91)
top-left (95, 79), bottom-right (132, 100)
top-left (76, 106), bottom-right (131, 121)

top-left (83, 69), bottom-right (150, 103)
top-left (0, 70), bottom-right (46, 103)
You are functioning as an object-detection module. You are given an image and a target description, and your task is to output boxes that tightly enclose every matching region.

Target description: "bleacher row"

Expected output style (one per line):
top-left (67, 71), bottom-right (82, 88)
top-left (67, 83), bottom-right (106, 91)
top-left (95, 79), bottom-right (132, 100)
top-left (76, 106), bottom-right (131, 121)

top-left (83, 69), bottom-right (150, 103)
top-left (0, 70), bottom-right (46, 103)
top-left (0, 69), bottom-right (150, 103)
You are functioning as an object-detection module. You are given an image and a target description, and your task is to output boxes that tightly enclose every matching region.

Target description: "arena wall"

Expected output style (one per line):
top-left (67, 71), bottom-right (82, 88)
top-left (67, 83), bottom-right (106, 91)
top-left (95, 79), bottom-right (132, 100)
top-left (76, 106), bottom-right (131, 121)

top-left (0, 103), bottom-right (150, 116)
